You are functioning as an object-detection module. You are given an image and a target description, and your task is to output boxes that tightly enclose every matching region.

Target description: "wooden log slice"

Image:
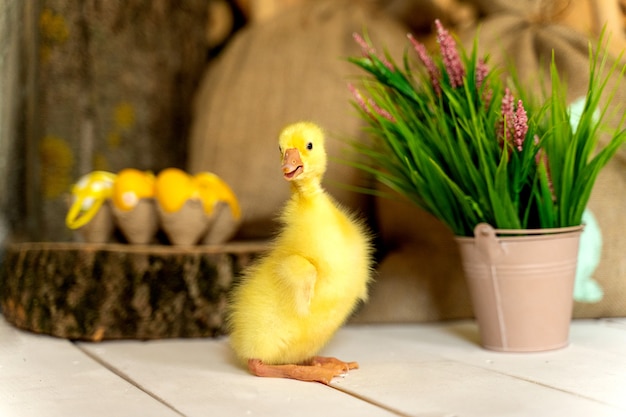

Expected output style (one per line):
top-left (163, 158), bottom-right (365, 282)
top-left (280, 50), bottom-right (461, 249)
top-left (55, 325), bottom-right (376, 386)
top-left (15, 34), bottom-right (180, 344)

top-left (0, 241), bottom-right (268, 341)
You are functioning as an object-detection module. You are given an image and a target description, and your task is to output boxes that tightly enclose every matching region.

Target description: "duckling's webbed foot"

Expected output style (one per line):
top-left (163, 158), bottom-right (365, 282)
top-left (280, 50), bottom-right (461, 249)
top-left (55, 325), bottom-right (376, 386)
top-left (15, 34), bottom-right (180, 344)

top-left (306, 356), bottom-right (359, 374)
top-left (247, 357), bottom-right (358, 385)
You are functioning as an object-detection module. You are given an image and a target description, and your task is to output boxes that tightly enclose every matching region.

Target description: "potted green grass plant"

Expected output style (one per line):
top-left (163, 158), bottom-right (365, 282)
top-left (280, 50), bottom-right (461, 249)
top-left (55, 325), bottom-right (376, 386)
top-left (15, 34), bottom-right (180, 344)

top-left (347, 20), bottom-right (626, 351)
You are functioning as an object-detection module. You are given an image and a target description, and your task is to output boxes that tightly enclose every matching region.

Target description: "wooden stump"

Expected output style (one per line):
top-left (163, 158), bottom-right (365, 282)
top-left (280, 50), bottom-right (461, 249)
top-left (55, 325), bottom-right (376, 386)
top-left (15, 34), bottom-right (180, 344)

top-left (0, 241), bottom-right (267, 341)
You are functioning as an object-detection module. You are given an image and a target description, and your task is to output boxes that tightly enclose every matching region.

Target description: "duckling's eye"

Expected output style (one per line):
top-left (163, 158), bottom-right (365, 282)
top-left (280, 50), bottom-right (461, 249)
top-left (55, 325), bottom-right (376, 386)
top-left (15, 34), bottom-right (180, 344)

top-left (306, 142), bottom-right (313, 150)
top-left (278, 145), bottom-right (282, 154)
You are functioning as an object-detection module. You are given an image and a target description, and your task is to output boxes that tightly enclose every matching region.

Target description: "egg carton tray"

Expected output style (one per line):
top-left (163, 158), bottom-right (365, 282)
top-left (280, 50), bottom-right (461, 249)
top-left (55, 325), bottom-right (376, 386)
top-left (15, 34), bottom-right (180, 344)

top-left (0, 241), bottom-right (268, 341)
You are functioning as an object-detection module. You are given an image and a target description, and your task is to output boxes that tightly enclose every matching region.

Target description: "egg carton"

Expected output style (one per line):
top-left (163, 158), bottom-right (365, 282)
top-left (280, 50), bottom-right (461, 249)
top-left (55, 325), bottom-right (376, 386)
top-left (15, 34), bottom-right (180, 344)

top-left (76, 197), bottom-right (241, 246)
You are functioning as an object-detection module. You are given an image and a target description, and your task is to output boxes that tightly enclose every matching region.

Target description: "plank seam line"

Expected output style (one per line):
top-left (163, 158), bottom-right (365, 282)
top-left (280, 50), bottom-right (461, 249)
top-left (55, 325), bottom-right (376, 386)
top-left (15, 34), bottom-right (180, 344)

top-left (329, 383), bottom-right (431, 417)
top-left (458, 360), bottom-right (625, 412)
top-left (74, 343), bottom-right (187, 417)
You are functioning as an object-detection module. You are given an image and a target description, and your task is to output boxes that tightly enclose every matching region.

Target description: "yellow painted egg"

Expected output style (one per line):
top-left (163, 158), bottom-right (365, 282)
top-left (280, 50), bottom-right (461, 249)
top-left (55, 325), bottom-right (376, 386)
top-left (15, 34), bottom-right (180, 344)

top-left (112, 168), bottom-right (155, 211)
top-left (154, 168), bottom-right (195, 213)
top-left (192, 172), bottom-right (241, 219)
top-left (66, 171), bottom-right (117, 229)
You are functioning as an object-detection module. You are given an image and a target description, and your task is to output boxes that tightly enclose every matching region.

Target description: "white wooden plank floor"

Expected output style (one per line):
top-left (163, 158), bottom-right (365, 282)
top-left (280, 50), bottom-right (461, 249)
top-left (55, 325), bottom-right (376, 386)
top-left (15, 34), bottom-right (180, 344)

top-left (1, 315), bottom-right (625, 417)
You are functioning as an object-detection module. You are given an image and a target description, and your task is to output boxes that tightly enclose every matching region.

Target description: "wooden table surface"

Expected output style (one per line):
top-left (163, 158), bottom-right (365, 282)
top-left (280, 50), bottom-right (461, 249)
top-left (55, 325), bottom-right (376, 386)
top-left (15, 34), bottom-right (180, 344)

top-left (2, 315), bottom-right (625, 417)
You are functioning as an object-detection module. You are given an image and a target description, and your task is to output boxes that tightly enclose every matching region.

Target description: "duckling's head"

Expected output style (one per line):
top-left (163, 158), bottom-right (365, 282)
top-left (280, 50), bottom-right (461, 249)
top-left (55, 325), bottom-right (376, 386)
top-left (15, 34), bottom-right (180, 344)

top-left (278, 122), bottom-right (327, 184)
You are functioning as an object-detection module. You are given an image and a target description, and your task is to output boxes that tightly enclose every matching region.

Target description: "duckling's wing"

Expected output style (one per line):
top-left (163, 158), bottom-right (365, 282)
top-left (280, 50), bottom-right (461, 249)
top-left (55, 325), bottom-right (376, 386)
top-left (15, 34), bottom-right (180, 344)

top-left (276, 254), bottom-right (317, 316)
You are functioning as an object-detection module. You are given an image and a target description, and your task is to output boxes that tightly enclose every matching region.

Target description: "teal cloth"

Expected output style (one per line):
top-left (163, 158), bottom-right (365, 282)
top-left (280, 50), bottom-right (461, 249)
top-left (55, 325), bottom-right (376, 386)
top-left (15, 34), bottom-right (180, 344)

top-left (575, 209), bottom-right (604, 302)
top-left (569, 97), bottom-right (603, 303)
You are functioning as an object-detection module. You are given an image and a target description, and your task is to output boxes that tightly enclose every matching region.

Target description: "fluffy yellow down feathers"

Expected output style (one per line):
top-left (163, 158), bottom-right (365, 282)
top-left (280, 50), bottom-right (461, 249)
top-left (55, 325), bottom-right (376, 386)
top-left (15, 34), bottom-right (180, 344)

top-left (227, 122), bottom-right (373, 383)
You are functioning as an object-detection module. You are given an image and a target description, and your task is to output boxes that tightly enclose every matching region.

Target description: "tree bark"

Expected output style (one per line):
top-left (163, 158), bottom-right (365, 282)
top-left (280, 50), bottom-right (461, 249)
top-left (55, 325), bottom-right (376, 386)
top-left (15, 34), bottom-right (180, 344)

top-left (0, 241), bottom-right (267, 341)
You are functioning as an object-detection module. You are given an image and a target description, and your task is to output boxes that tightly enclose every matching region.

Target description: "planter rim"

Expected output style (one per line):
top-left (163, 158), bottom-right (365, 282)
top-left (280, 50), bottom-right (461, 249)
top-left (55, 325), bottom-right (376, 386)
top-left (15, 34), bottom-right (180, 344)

top-left (455, 223), bottom-right (584, 241)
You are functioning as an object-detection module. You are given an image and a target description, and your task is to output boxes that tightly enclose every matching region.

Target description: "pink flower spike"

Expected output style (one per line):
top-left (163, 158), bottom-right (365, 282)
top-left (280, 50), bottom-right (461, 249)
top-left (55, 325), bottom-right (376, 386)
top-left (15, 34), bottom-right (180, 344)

top-left (353, 32), bottom-right (394, 71)
top-left (498, 88), bottom-right (515, 142)
top-left (382, 56), bottom-right (395, 72)
top-left (352, 32), bottom-right (375, 57)
top-left (408, 33), bottom-right (441, 95)
top-left (482, 88), bottom-right (493, 109)
top-left (535, 136), bottom-right (555, 200)
top-left (501, 89), bottom-right (514, 118)
top-left (476, 59), bottom-right (488, 89)
top-left (367, 98), bottom-right (396, 122)
top-left (435, 19), bottom-right (465, 88)
top-left (348, 83), bottom-right (395, 122)
top-left (348, 83), bottom-right (372, 117)
top-left (513, 100), bottom-right (528, 151)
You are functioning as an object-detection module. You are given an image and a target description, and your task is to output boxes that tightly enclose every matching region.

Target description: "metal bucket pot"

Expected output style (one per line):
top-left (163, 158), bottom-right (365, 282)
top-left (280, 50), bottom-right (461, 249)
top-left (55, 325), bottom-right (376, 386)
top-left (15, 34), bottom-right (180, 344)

top-left (456, 223), bottom-right (583, 352)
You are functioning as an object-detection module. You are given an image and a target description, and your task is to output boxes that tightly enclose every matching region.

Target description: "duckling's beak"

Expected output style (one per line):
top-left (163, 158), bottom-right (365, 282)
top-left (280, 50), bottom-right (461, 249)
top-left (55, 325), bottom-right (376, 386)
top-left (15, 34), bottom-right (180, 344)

top-left (281, 148), bottom-right (304, 181)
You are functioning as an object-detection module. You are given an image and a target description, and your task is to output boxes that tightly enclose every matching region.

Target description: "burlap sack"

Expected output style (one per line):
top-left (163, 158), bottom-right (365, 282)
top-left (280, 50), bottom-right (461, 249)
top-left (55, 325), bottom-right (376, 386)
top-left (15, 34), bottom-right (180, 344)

top-left (350, 195), bottom-right (474, 323)
top-left (187, 0), bottom-right (407, 239)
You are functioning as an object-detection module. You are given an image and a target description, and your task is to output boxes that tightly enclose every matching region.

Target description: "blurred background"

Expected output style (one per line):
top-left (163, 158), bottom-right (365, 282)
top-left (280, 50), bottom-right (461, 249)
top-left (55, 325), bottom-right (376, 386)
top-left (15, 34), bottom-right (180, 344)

top-left (0, 0), bottom-right (625, 322)
top-left (2, 0), bottom-right (623, 244)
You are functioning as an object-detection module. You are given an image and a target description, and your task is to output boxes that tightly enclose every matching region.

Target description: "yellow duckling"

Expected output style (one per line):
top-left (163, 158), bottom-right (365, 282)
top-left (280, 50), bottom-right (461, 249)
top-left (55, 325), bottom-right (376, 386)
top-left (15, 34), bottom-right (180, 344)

top-left (227, 121), bottom-right (373, 384)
